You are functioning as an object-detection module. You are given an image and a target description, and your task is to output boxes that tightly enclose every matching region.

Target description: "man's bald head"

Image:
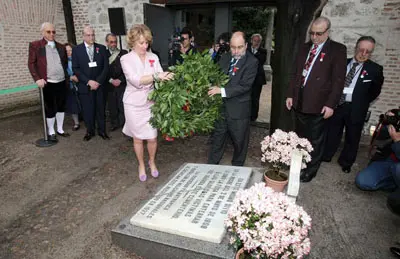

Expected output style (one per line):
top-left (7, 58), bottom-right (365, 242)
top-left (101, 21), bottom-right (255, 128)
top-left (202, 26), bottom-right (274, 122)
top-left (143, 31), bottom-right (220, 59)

top-left (230, 31), bottom-right (247, 59)
top-left (40, 22), bottom-right (56, 41)
top-left (82, 26), bottom-right (95, 45)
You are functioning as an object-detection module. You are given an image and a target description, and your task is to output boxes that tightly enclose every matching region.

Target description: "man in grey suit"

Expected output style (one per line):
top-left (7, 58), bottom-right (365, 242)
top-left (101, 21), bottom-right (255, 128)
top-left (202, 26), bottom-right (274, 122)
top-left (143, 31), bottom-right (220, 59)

top-left (208, 31), bottom-right (258, 166)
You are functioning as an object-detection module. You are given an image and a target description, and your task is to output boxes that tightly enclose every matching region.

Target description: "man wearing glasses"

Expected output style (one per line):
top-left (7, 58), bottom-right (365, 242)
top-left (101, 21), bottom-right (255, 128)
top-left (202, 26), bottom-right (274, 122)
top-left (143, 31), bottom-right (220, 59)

top-left (207, 31), bottom-right (258, 166)
top-left (169, 27), bottom-right (197, 66)
top-left (28, 22), bottom-right (69, 142)
top-left (286, 17), bottom-right (347, 182)
top-left (72, 26), bottom-right (109, 141)
top-left (323, 36), bottom-right (384, 173)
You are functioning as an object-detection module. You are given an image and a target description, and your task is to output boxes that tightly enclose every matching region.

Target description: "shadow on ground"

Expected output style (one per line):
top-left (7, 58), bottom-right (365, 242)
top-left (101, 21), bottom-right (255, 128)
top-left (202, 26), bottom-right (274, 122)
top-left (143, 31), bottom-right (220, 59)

top-left (0, 112), bottom-right (399, 259)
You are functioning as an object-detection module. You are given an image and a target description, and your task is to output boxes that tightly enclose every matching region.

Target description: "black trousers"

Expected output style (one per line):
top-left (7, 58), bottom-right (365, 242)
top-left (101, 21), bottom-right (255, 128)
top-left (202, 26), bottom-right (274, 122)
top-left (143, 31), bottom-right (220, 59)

top-left (107, 85), bottom-right (125, 128)
top-left (295, 111), bottom-right (327, 176)
top-left (79, 88), bottom-right (106, 135)
top-left (251, 81), bottom-right (263, 121)
top-left (208, 113), bottom-right (250, 166)
top-left (43, 81), bottom-right (67, 118)
top-left (323, 103), bottom-right (364, 168)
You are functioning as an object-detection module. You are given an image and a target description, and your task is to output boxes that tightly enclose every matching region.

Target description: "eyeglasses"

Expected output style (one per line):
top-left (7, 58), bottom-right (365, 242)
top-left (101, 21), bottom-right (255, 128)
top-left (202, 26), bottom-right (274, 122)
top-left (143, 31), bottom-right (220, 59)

top-left (356, 48), bottom-right (373, 55)
top-left (46, 30), bottom-right (56, 34)
top-left (308, 29), bottom-right (328, 36)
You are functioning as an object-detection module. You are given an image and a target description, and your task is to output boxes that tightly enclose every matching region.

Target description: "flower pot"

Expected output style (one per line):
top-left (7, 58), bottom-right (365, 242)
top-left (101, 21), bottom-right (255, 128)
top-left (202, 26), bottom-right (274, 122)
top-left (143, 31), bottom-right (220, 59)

top-left (235, 248), bottom-right (245, 259)
top-left (264, 169), bottom-right (289, 192)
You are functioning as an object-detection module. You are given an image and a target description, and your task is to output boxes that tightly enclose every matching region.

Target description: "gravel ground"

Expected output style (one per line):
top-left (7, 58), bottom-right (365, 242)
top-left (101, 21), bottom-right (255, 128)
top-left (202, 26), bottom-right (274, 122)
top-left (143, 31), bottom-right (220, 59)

top-left (0, 111), bottom-right (399, 259)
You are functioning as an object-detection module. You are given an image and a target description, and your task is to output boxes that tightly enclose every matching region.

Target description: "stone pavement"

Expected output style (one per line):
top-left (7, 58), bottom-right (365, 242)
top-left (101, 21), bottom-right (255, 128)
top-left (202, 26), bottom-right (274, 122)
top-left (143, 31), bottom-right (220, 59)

top-left (0, 112), bottom-right (399, 259)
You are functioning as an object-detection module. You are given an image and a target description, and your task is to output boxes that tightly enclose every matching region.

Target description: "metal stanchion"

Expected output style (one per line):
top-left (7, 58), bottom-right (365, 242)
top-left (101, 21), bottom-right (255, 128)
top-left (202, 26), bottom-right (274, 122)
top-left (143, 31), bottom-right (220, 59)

top-left (35, 87), bottom-right (57, 147)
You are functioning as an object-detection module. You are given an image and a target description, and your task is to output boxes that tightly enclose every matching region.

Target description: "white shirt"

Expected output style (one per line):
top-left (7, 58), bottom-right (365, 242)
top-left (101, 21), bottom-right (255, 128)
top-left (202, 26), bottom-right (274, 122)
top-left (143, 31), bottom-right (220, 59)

top-left (303, 41), bottom-right (325, 85)
top-left (344, 58), bottom-right (364, 102)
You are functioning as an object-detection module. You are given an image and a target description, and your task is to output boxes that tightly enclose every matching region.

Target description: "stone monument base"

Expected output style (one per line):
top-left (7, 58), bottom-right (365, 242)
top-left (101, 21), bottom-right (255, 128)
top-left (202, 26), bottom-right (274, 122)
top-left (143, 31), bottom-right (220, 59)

top-left (111, 166), bottom-right (263, 259)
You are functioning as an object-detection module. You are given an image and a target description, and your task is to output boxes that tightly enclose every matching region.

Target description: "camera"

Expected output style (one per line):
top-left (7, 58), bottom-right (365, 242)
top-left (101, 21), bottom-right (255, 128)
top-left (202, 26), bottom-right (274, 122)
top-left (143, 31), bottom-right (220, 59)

top-left (169, 31), bottom-right (184, 52)
top-left (382, 108), bottom-right (400, 131)
top-left (217, 42), bottom-right (230, 54)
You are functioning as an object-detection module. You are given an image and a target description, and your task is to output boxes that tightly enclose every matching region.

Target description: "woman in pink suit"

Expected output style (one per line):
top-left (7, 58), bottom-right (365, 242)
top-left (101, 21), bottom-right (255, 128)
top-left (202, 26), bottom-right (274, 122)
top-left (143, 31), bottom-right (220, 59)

top-left (121, 24), bottom-right (173, 182)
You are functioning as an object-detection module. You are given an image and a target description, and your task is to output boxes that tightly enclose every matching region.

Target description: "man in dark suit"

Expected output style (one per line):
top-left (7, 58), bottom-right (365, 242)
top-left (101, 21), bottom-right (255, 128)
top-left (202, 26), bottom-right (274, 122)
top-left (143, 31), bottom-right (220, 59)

top-left (72, 26), bottom-right (109, 141)
top-left (105, 33), bottom-right (128, 132)
top-left (323, 36), bottom-right (384, 173)
top-left (248, 33), bottom-right (267, 121)
top-left (286, 17), bottom-right (347, 182)
top-left (28, 22), bottom-right (69, 142)
top-left (208, 31), bottom-right (258, 166)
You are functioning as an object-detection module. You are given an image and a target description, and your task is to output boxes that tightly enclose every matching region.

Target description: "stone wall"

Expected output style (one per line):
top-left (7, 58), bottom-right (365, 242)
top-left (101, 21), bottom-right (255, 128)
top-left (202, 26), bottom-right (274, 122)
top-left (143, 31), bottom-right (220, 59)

top-left (323, 0), bottom-right (400, 133)
top-left (71, 0), bottom-right (149, 51)
top-left (0, 0), bottom-right (67, 118)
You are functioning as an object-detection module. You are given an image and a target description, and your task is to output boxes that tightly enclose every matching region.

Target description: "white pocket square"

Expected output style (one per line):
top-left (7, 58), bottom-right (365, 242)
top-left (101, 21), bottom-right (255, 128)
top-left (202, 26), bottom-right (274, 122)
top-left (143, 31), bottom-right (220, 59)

top-left (363, 80), bottom-right (372, 82)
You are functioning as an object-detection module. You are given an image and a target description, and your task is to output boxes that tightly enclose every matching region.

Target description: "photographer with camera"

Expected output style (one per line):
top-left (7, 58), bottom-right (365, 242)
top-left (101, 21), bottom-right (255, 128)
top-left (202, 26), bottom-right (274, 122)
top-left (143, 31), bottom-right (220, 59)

top-left (355, 108), bottom-right (400, 215)
top-left (211, 32), bottom-right (230, 63)
top-left (169, 27), bottom-right (197, 66)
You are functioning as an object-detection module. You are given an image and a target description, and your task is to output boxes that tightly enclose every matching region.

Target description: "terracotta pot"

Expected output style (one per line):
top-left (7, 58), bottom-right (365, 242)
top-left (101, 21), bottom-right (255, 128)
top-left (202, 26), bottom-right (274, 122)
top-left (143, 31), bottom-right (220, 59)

top-left (264, 169), bottom-right (289, 192)
top-left (235, 248), bottom-right (245, 259)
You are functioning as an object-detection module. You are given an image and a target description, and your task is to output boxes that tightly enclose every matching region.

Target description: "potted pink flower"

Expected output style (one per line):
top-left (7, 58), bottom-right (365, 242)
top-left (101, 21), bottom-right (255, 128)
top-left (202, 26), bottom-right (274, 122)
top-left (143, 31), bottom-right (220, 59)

top-left (225, 183), bottom-right (312, 259)
top-left (260, 129), bottom-right (313, 192)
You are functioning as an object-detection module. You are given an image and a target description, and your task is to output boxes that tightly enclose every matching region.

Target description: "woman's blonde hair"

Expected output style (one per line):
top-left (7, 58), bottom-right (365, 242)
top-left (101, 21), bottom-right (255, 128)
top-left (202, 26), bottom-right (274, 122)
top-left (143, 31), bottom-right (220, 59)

top-left (127, 24), bottom-right (153, 49)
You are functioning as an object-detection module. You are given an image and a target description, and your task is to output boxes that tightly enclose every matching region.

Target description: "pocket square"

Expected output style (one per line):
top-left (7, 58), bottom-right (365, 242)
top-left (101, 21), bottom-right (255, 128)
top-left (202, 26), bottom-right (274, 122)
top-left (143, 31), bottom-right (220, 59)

top-left (363, 80), bottom-right (372, 82)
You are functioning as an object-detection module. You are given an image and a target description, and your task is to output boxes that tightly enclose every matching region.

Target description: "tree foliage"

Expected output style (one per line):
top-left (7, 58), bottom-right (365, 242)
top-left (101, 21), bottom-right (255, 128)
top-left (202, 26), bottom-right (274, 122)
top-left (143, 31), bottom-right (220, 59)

top-left (148, 50), bottom-right (229, 141)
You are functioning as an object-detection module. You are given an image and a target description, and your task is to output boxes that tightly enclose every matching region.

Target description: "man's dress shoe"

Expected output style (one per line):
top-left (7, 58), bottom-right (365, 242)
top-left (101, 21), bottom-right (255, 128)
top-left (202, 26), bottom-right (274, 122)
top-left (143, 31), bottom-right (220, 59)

top-left (321, 158), bottom-right (332, 162)
top-left (57, 131), bottom-right (70, 137)
top-left (390, 247), bottom-right (400, 258)
top-left (300, 172), bottom-right (316, 182)
top-left (341, 166), bottom-right (351, 174)
top-left (83, 133), bottom-right (93, 141)
top-left (98, 133), bottom-right (110, 140)
top-left (48, 134), bottom-right (58, 142)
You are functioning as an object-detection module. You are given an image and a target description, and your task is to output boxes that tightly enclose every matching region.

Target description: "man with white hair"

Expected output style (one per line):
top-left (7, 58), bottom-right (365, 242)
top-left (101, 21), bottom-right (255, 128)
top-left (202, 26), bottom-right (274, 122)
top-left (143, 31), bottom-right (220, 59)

top-left (28, 22), bottom-right (69, 142)
top-left (72, 26), bottom-right (109, 141)
top-left (248, 33), bottom-right (267, 121)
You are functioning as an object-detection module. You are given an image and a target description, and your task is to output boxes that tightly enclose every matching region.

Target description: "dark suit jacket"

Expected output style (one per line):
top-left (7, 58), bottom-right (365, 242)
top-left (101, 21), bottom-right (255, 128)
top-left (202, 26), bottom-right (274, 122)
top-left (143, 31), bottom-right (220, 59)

top-left (107, 49), bottom-right (128, 91)
top-left (28, 38), bottom-right (68, 82)
top-left (287, 38), bottom-right (347, 114)
top-left (248, 46), bottom-right (267, 85)
top-left (348, 58), bottom-right (384, 123)
top-left (218, 51), bottom-right (258, 119)
top-left (72, 43), bottom-right (109, 94)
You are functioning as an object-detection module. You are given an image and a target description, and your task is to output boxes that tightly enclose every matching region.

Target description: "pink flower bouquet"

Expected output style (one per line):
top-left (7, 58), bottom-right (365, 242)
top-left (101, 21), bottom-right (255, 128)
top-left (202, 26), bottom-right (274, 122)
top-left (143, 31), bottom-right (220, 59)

top-left (225, 183), bottom-right (312, 258)
top-left (261, 129), bottom-right (313, 172)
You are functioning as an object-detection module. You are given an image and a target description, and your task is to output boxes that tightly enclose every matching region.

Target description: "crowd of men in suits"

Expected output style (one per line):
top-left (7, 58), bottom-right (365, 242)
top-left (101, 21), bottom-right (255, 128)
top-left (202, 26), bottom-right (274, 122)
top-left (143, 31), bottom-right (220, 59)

top-left (28, 23), bottom-right (128, 142)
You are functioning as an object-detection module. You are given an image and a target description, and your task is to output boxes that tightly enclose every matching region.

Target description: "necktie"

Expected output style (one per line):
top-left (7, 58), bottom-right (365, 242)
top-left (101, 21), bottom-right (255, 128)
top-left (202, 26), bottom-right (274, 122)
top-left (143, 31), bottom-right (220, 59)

top-left (87, 46), bottom-right (94, 62)
top-left (300, 44), bottom-right (318, 87)
top-left (228, 58), bottom-right (237, 74)
top-left (338, 62), bottom-right (359, 105)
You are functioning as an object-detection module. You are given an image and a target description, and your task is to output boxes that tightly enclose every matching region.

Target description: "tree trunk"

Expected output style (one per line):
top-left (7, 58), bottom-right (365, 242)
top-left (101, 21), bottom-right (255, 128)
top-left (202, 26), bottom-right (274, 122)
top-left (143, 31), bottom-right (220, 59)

top-left (269, 0), bottom-right (326, 134)
top-left (62, 0), bottom-right (76, 45)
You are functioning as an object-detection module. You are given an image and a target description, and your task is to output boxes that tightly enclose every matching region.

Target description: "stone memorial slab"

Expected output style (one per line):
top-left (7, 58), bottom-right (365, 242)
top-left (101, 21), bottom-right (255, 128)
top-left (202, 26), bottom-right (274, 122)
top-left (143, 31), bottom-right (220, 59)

top-left (130, 163), bottom-right (252, 243)
top-left (287, 150), bottom-right (302, 200)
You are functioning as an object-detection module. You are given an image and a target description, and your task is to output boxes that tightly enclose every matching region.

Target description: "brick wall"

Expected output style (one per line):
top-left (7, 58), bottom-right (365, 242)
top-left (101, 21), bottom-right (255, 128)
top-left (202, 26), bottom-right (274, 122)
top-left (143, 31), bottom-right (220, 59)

top-left (0, 0), bottom-right (67, 118)
top-left (323, 0), bottom-right (400, 134)
top-left (71, 0), bottom-right (149, 51)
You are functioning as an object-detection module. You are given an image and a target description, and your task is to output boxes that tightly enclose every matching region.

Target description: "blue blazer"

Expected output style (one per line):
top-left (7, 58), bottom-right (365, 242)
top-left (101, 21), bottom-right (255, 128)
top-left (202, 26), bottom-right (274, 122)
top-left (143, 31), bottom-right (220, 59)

top-left (72, 43), bottom-right (109, 94)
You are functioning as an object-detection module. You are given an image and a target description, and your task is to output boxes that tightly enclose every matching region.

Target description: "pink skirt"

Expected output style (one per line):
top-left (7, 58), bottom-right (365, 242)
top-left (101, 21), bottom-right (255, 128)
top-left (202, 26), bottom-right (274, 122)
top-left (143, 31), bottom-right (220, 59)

top-left (122, 103), bottom-right (157, 140)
